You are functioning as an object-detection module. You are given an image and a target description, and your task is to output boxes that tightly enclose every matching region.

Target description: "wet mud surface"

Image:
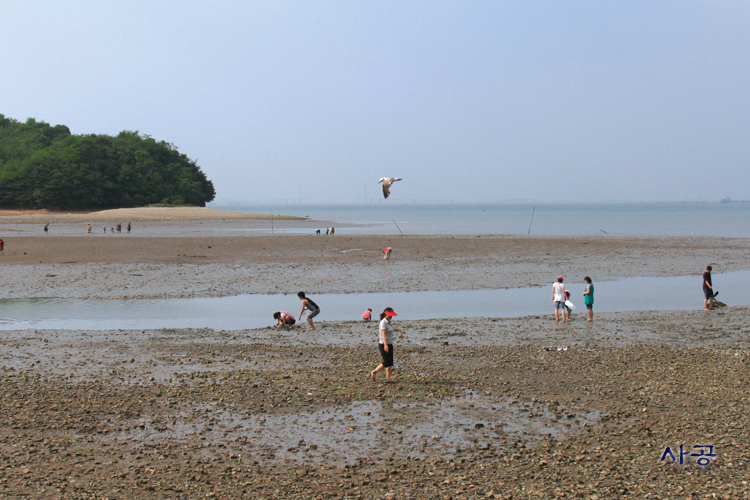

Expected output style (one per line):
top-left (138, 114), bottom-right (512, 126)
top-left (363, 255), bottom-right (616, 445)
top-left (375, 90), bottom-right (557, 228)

top-left (2, 308), bottom-right (750, 499)
top-left (1, 234), bottom-right (749, 299)
top-left (2, 231), bottom-right (750, 498)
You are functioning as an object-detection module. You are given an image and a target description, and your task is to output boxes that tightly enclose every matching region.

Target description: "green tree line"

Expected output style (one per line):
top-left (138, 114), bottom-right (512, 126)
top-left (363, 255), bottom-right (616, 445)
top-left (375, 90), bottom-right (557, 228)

top-left (0, 114), bottom-right (215, 209)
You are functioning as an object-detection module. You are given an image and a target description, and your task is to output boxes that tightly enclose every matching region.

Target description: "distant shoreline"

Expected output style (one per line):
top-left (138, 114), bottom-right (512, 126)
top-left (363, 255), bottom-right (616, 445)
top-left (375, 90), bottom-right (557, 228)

top-left (210, 199), bottom-right (748, 207)
top-left (0, 206), bottom-right (304, 223)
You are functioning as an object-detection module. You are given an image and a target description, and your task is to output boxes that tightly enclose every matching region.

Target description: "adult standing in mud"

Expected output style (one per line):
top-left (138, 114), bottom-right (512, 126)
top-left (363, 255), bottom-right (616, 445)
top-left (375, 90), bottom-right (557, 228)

top-left (583, 276), bottom-right (594, 321)
top-left (371, 307), bottom-right (398, 383)
top-left (298, 291), bottom-right (320, 330)
top-left (552, 275), bottom-right (567, 322)
top-left (703, 266), bottom-right (715, 310)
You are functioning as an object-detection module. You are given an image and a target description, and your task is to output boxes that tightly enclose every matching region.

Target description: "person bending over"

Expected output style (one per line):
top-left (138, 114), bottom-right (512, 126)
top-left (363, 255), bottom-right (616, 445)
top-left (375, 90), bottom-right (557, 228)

top-left (273, 311), bottom-right (296, 328)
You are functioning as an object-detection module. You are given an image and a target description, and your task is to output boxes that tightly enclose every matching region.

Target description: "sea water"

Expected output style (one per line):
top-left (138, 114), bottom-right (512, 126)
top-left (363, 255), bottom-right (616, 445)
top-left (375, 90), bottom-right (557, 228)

top-left (209, 202), bottom-right (750, 237)
top-left (1, 270), bottom-right (746, 331)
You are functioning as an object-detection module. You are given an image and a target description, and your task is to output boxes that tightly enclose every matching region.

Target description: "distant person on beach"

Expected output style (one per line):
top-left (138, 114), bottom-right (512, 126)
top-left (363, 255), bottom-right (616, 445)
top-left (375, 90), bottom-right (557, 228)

top-left (552, 276), bottom-right (567, 322)
top-left (383, 247), bottom-right (392, 260)
top-left (102, 226), bottom-right (106, 233)
top-left (583, 276), bottom-right (594, 321)
top-left (44, 223), bottom-right (49, 233)
top-left (362, 308), bottom-right (372, 321)
top-left (703, 266), bottom-right (715, 310)
top-left (297, 291), bottom-right (320, 330)
top-left (326, 228), bottom-right (329, 235)
top-left (316, 229), bottom-right (321, 235)
top-left (87, 224), bottom-right (92, 234)
top-left (273, 311), bottom-right (296, 328)
top-left (127, 222), bottom-right (132, 234)
top-left (0, 238), bottom-right (4, 254)
top-left (370, 308), bottom-right (398, 383)
top-left (330, 227), bottom-right (335, 235)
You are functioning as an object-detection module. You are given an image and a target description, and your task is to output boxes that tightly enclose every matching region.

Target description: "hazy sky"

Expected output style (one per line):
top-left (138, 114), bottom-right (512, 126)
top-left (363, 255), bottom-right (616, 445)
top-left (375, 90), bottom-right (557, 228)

top-left (3, 1), bottom-right (749, 203)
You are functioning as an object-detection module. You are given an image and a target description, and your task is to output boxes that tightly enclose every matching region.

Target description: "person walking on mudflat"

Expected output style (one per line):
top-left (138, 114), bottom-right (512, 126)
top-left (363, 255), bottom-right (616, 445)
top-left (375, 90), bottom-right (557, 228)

top-left (298, 291), bottom-right (320, 330)
top-left (583, 276), bottom-right (594, 321)
top-left (552, 275), bottom-right (567, 322)
top-left (703, 266), bottom-right (716, 310)
top-left (370, 308), bottom-right (398, 383)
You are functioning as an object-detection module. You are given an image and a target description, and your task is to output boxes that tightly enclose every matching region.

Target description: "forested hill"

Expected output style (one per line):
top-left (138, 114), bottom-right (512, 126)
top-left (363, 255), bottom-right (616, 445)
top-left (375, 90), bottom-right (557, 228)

top-left (0, 114), bottom-right (215, 209)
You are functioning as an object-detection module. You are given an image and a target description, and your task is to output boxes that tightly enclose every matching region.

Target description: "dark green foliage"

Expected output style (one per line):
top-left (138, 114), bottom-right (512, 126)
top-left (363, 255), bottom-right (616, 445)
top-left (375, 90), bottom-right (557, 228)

top-left (0, 114), bottom-right (215, 209)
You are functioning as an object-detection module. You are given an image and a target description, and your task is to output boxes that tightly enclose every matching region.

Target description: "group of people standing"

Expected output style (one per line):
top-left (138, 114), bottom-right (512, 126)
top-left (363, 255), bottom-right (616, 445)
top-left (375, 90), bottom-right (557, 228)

top-left (552, 276), bottom-right (595, 322)
top-left (553, 265), bottom-right (718, 321)
top-left (86, 223), bottom-right (131, 234)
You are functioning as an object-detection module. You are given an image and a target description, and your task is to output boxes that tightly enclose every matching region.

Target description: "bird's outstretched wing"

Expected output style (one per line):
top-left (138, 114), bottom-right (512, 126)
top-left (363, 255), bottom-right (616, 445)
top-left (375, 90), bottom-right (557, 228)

top-left (378, 177), bottom-right (401, 199)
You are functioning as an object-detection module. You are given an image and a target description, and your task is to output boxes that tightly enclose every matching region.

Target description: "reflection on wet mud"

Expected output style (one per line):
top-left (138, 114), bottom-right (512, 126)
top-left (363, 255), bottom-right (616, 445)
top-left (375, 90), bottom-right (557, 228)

top-left (110, 391), bottom-right (599, 465)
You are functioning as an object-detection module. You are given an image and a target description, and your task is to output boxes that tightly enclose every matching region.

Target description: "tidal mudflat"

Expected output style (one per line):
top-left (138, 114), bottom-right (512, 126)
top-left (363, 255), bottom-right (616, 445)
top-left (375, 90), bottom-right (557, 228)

top-left (1, 209), bottom-right (749, 498)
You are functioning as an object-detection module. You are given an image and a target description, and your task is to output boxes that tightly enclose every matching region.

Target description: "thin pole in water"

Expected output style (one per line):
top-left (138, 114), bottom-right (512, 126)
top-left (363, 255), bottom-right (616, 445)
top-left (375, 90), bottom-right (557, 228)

top-left (527, 206), bottom-right (536, 234)
top-left (392, 219), bottom-right (404, 235)
top-left (271, 209), bottom-right (274, 234)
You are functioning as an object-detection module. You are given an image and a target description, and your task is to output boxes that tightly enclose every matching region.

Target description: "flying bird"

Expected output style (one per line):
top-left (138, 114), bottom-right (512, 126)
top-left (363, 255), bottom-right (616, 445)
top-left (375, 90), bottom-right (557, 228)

top-left (378, 177), bottom-right (402, 199)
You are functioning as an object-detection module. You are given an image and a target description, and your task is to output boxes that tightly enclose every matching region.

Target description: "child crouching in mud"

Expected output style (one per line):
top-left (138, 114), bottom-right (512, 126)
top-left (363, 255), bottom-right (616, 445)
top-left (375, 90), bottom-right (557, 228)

top-left (273, 311), bottom-right (296, 328)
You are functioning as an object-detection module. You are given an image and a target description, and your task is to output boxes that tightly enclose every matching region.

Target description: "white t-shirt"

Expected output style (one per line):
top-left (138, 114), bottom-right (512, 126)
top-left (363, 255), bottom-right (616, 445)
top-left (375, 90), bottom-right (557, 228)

top-left (552, 282), bottom-right (566, 302)
top-left (379, 318), bottom-right (394, 344)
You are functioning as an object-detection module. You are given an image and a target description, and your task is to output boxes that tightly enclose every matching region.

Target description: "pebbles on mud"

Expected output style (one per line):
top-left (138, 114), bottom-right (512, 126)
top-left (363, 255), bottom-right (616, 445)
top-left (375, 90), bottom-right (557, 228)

top-left (2, 333), bottom-right (749, 498)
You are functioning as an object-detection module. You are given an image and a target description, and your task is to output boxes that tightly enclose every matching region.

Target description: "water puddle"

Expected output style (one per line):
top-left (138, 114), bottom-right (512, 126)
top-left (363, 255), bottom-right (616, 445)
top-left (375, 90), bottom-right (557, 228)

top-left (106, 392), bottom-right (599, 465)
top-left (1, 270), bottom-right (748, 331)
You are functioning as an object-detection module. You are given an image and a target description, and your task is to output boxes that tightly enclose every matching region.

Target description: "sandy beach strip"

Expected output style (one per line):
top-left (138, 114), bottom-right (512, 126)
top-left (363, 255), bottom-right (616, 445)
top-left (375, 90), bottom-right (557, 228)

top-left (0, 206), bottom-right (305, 224)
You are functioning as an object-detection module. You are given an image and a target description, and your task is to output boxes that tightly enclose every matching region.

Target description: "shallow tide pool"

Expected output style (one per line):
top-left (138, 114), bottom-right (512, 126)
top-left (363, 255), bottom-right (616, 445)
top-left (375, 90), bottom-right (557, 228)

top-left (0, 271), bottom-right (745, 331)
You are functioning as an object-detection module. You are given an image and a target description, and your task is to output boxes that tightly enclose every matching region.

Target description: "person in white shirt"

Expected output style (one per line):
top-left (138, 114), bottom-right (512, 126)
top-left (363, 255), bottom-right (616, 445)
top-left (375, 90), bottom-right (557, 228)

top-left (552, 275), bottom-right (567, 322)
top-left (370, 308), bottom-right (398, 383)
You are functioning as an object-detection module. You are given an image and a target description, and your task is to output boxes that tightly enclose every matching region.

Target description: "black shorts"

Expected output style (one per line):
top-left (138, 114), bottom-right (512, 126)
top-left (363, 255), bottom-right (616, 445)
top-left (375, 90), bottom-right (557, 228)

top-left (378, 343), bottom-right (394, 368)
top-left (586, 304), bottom-right (593, 310)
top-left (704, 287), bottom-right (713, 299)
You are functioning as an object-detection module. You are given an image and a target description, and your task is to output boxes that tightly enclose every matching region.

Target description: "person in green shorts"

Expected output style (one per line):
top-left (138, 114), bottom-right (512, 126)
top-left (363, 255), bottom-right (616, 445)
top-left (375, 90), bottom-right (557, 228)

top-left (583, 276), bottom-right (594, 322)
